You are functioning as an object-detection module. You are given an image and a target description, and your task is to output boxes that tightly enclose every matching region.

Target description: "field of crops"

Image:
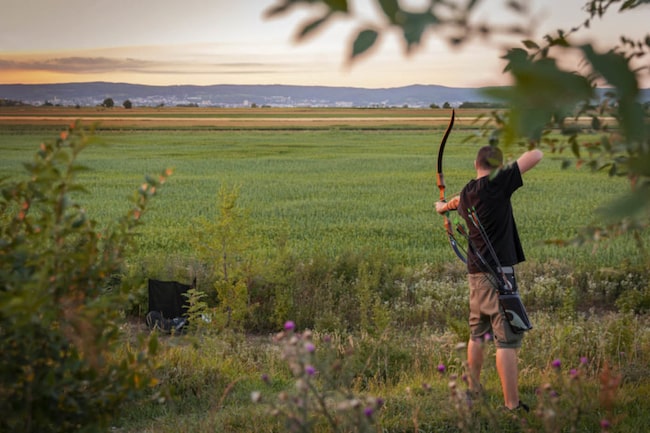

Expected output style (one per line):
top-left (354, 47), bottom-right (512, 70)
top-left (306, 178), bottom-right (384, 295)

top-left (0, 107), bottom-right (643, 272)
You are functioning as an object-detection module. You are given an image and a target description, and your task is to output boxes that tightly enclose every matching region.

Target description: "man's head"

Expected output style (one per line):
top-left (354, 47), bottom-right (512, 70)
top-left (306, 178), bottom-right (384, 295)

top-left (475, 146), bottom-right (503, 171)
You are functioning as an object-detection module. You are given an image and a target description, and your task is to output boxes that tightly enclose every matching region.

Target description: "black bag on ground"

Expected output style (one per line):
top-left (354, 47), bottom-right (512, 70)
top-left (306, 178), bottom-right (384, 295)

top-left (146, 279), bottom-right (192, 333)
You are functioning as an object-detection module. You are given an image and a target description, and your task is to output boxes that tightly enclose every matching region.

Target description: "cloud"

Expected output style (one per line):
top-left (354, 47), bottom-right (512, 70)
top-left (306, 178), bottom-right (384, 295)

top-left (0, 55), bottom-right (295, 76)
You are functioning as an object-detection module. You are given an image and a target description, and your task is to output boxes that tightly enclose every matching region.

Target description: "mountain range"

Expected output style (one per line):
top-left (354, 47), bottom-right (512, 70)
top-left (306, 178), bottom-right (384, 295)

top-left (0, 82), bottom-right (498, 108)
top-left (2, 82), bottom-right (648, 109)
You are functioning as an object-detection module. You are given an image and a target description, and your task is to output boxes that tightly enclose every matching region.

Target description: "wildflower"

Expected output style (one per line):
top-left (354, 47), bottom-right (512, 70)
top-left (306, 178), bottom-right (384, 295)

top-left (305, 365), bottom-right (316, 376)
top-left (580, 356), bottom-right (588, 365)
top-left (600, 418), bottom-right (611, 430)
top-left (364, 406), bottom-right (374, 418)
top-left (284, 320), bottom-right (295, 331)
top-left (261, 373), bottom-right (270, 383)
top-left (437, 363), bottom-right (446, 373)
top-left (305, 342), bottom-right (315, 353)
top-left (551, 359), bottom-right (561, 369)
top-left (570, 369), bottom-right (578, 378)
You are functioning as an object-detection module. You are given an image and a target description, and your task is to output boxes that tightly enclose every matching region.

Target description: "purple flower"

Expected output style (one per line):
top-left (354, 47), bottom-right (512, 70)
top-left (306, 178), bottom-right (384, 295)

top-left (364, 407), bottom-right (374, 418)
top-left (261, 373), bottom-right (270, 383)
top-left (580, 356), bottom-right (589, 365)
top-left (600, 418), bottom-right (611, 430)
top-left (570, 368), bottom-right (578, 378)
top-left (437, 363), bottom-right (446, 373)
top-left (284, 320), bottom-right (295, 331)
top-left (551, 359), bottom-right (561, 369)
top-left (305, 342), bottom-right (315, 353)
top-left (305, 365), bottom-right (316, 376)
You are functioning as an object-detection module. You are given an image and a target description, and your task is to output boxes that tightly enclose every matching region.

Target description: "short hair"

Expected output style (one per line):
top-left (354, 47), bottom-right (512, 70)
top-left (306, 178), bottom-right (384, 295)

top-left (476, 146), bottom-right (503, 170)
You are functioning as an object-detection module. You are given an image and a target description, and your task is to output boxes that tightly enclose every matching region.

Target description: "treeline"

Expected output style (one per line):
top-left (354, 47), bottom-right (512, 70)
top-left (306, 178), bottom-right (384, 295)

top-left (0, 98), bottom-right (28, 107)
top-left (429, 101), bottom-right (508, 109)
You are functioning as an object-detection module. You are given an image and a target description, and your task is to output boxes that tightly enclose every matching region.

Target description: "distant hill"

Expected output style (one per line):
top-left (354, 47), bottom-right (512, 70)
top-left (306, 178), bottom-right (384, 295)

top-left (0, 82), bottom-right (498, 108)
top-left (1, 82), bottom-right (647, 108)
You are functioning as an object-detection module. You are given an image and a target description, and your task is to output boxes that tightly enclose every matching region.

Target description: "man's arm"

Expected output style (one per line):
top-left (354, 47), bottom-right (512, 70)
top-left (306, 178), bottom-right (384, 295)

top-left (517, 149), bottom-right (543, 174)
top-left (435, 195), bottom-right (459, 214)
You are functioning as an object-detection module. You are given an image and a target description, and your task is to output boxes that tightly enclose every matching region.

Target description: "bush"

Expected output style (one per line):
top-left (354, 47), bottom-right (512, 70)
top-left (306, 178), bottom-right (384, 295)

top-left (0, 123), bottom-right (169, 432)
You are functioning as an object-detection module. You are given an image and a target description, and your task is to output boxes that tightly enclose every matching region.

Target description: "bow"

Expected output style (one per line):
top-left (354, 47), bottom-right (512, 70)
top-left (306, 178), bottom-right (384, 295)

top-left (436, 109), bottom-right (467, 263)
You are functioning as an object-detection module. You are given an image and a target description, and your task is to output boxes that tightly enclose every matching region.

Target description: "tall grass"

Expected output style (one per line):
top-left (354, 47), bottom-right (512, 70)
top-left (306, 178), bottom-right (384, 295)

top-left (111, 313), bottom-right (650, 433)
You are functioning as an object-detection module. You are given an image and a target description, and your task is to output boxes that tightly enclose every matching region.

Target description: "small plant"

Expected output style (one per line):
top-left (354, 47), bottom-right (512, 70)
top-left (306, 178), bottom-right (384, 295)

top-left (190, 185), bottom-right (258, 331)
top-left (252, 321), bottom-right (384, 432)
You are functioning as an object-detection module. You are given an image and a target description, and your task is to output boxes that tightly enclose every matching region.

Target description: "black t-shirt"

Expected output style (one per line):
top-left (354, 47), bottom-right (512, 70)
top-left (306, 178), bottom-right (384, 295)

top-left (458, 162), bottom-right (525, 274)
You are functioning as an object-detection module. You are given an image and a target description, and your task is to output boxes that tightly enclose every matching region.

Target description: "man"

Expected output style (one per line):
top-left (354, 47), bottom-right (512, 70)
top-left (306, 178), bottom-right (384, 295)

top-left (436, 145), bottom-right (543, 411)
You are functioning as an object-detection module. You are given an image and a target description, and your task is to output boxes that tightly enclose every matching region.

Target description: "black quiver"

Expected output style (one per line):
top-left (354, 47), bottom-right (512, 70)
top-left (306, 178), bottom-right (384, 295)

top-left (498, 271), bottom-right (533, 334)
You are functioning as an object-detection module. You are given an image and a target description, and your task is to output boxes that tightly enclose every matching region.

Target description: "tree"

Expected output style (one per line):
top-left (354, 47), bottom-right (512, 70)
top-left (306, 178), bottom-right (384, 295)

top-left (266, 0), bottom-right (649, 242)
top-left (123, 99), bottom-right (133, 109)
top-left (102, 97), bottom-right (114, 108)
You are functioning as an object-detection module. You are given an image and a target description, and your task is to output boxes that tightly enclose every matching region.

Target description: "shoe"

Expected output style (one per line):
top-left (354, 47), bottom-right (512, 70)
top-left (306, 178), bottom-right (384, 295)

top-left (510, 400), bottom-right (529, 412)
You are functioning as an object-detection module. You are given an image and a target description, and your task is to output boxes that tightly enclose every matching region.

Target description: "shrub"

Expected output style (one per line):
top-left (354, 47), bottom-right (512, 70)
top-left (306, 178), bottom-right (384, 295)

top-left (0, 123), bottom-right (169, 432)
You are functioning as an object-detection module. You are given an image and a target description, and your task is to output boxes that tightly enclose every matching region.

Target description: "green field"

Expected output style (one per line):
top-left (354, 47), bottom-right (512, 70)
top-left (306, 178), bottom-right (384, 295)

top-left (0, 120), bottom-right (641, 271)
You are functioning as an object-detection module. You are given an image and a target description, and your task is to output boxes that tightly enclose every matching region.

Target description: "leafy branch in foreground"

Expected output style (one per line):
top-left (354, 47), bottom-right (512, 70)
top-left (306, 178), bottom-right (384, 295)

top-left (0, 122), bottom-right (172, 433)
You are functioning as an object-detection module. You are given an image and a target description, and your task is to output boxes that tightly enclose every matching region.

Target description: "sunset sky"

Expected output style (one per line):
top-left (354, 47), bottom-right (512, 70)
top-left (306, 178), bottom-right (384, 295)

top-left (1, 0), bottom-right (648, 88)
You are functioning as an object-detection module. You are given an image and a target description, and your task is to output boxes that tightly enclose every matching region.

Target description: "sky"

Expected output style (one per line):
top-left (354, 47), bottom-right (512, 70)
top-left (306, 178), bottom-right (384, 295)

top-left (1, 0), bottom-right (648, 88)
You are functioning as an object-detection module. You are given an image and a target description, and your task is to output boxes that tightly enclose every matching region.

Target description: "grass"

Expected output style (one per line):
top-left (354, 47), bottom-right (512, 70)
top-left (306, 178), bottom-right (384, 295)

top-left (2, 108), bottom-right (649, 432)
top-left (0, 122), bottom-right (643, 270)
top-left (109, 312), bottom-right (650, 433)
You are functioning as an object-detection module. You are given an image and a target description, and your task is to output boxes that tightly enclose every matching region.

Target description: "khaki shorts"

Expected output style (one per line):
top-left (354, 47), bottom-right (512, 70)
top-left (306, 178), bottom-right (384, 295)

top-left (468, 273), bottom-right (523, 349)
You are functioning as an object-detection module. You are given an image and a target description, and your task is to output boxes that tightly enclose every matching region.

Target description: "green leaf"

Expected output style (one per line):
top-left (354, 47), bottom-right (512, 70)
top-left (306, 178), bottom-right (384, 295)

top-left (400, 12), bottom-right (439, 51)
top-left (265, 1), bottom-right (299, 17)
top-left (491, 48), bottom-right (594, 143)
top-left (378, 0), bottom-right (400, 22)
top-left (296, 13), bottom-right (332, 40)
top-left (350, 28), bottom-right (379, 60)
top-left (324, 0), bottom-right (348, 12)
top-left (522, 40), bottom-right (539, 49)
top-left (581, 44), bottom-right (638, 100)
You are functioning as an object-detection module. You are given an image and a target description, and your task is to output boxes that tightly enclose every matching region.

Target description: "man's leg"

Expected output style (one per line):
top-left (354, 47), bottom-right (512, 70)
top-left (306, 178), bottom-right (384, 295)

top-left (467, 338), bottom-right (484, 392)
top-left (496, 347), bottom-right (519, 409)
